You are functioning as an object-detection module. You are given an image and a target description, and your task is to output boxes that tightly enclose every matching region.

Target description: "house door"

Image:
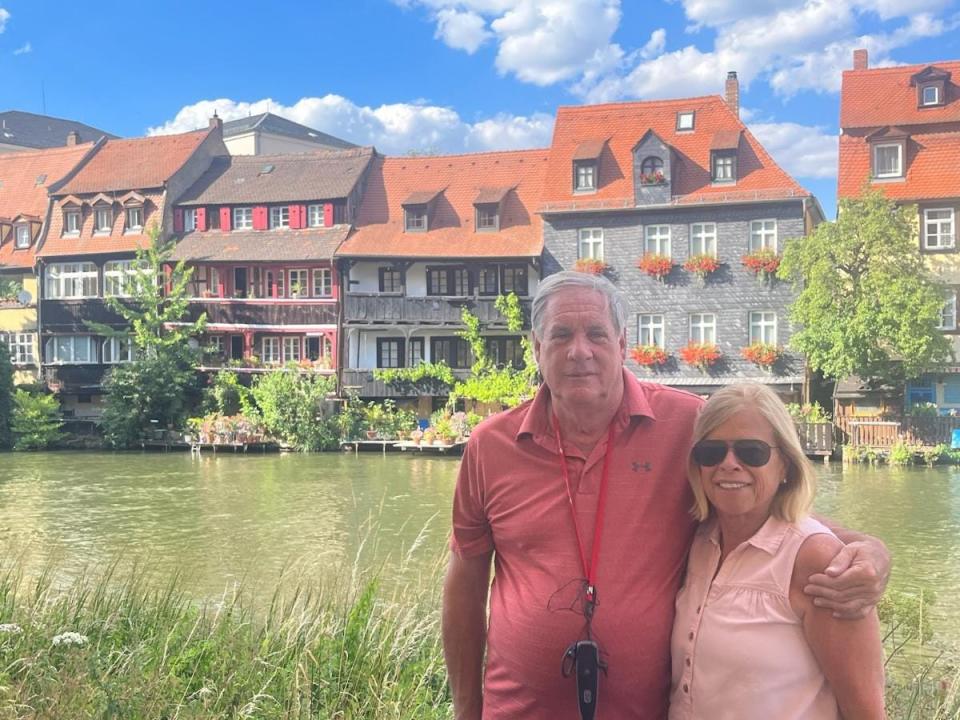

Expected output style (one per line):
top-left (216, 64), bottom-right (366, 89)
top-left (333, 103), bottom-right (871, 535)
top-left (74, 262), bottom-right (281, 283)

top-left (230, 335), bottom-right (244, 360)
top-left (234, 268), bottom-right (248, 298)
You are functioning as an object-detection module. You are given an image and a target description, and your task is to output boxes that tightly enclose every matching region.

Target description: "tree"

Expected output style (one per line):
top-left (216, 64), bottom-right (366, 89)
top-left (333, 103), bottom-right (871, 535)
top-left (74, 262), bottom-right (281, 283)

top-left (779, 191), bottom-right (953, 381)
top-left (11, 389), bottom-right (63, 450)
top-left (91, 224), bottom-right (207, 446)
top-left (250, 367), bottom-right (339, 451)
top-left (0, 340), bottom-right (12, 449)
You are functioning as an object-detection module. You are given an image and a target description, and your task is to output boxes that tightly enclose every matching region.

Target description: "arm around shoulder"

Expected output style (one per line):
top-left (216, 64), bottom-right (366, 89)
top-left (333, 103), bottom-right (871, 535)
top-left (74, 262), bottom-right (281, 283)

top-left (792, 533), bottom-right (886, 720)
top-left (442, 549), bottom-right (493, 720)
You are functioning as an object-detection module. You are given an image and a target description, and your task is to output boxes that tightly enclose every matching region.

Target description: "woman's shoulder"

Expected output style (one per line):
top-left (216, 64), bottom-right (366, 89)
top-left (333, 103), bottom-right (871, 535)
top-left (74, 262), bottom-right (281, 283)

top-left (794, 531), bottom-right (844, 577)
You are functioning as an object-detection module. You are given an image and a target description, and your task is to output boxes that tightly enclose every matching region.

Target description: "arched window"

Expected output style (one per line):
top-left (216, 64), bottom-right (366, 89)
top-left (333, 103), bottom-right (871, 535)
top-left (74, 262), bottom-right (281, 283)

top-left (640, 156), bottom-right (663, 175)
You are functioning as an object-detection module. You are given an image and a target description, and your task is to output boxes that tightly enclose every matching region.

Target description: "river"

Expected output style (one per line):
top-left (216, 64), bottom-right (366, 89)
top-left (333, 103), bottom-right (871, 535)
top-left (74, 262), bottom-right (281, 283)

top-left (0, 451), bottom-right (958, 652)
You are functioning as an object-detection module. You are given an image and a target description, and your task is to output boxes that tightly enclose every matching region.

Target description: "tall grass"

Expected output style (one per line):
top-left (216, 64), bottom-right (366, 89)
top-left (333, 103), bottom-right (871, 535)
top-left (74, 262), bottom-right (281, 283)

top-left (0, 560), bottom-right (452, 719)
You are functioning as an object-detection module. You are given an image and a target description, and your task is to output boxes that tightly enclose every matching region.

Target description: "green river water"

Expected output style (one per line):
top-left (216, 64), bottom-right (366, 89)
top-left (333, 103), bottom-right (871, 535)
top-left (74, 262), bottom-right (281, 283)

top-left (0, 451), bottom-right (958, 653)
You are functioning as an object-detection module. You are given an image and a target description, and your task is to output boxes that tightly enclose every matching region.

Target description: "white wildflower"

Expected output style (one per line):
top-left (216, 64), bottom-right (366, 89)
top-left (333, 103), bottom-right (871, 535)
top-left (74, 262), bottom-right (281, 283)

top-left (0, 623), bottom-right (22, 635)
top-left (52, 631), bottom-right (88, 647)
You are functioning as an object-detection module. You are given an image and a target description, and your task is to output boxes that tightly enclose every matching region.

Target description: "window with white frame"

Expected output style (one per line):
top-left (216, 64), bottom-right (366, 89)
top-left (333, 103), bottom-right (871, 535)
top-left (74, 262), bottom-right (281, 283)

top-left (922, 85), bottom-right (940, 106)
top-left (924, 208), bottom-right (955, 249)
top-left (14, 224), bottom-right (30, 249)
top-left (102, 337), bottom-right (135, 364)
top-left (125, 207), bottom-right (143, 232)
top-left (283, 336), bottom-right (302, 362)
top-left (208, 335), bottom-right (224, 357)
top-left (64, 210), bottom-right (81, 235)
top-left (94, 206), bottom-right (113, 233)
top-left (676, 111), bottom-right (695, 131)
top-left (712, 154), bottom-right (735, 182)
top-left (574, 162), bottom-right (597, 192)
top-left (938, 291), bottom-right (957, 330)
top-left (45, 262), bottom-right (98, 299)
top-left (644, 225), bottom-right (671, 256)
top-left (638, 314), bottom-right (665, 348)
top-left (689, 313), bottom-right (716, 344)
top-left (476, 204), bottom-right (499, 231)
top-left (233, 207), bottom-right (253, 230)
top-left (44, 335), bottom-right (95, 364)
top-left (404, 206), bottom-right (428, 231)
top-left (103, 260), bottom-right (148, 297)
top-left (749, 219), bottom-right (777, 252)
top-left (690, 223), bottom-right (717, 257)
top-left (262, 336), bottom-right (281, 364)
top-left (0, 332), bottom-right (35, 365)
top-left (270, 206), bottom-right (290, 229)
top-left (578, 228), bottom-right (604, 260)
top-left (288, 269), bottom-right (309, 298)
top-left (312, 268), bottom-right (332, 297)
top-left (873, 143), bottom-right (902, 178)
top-left (749, 311), bottom-right (777, 344)
top-left (307, 204), bottom-right (325, 227)
top-left (183, 208), bottom-right (197, 232)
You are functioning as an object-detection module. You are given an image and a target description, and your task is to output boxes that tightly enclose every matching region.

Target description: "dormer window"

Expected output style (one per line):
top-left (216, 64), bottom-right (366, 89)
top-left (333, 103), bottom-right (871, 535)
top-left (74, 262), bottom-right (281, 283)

top-left (873, 143), bottom-right (903, 178)
top-left (712, 152), bottom-right (736, 183)
top-left (476, 204), bottom-right (499, 231)
top-left (126, 207), bottom-right (143, 233)
top-left (676, 112), bottom-right (695, 131)
top-left (921, 85), bottom-right (941, 106)
top-left (405, 205), bottom-right (428, 231)
top-left (94, 205), bottom-right (113, 234)
top-left (639, 156), bottom-right (665, 185)
top-left (574, 161), bottom-right (597, 192)
top-left (183, 208), bottom-right (197, 232)
top-left (64, 210), bottom-right (81, 236)
top-left (14, 224), bottom-right (30, 249)
top-left (911, 66), bottom-right (950, 108)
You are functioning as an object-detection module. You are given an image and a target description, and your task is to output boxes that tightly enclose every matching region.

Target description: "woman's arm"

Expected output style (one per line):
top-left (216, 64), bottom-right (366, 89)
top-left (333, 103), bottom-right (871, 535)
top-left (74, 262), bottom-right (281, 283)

top-left (790, 533), bottom-right (886, 720)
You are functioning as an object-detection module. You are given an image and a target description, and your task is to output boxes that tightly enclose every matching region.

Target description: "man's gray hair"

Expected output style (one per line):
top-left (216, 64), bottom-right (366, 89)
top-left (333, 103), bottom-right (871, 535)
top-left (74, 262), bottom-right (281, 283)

top-left (531, 271), bottom-right (628, 336)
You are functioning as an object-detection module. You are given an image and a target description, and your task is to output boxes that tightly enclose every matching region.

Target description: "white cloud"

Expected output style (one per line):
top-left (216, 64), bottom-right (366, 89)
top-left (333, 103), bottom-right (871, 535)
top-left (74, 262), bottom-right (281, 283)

top-left (750, 122), bottom-right (838, 179)
top-left (639, 28), bottom-right (666, 59)
top-left (0, 8), bottom-right (10, 33)
top-left (147, 95), bottom-right (555, 155)
top-left (434, 8), bottom-right (491, 53)
top-left (13, 41), bottom-right (30, 55)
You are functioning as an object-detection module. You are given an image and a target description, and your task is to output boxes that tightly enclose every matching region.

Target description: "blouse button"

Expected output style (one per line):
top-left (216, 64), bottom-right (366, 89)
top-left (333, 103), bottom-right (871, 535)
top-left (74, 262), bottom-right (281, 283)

top-left (696, 605), bottom-right (702, 613)
top-left (688, 631), bottom-right (694, 641)
top-left (683, 683), bottom-right (689, 693)
top-left (685, 657), bottom-right (691, 667)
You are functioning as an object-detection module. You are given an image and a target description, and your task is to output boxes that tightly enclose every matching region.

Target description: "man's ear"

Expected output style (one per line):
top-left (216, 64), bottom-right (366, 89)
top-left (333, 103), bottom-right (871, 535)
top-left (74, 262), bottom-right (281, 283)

top-left (618, 331), bottom-right (627, 359)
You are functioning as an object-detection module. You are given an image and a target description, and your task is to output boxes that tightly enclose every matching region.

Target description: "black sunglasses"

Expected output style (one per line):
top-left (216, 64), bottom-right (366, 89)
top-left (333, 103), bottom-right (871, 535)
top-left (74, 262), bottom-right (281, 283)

top-left (691, 439), bottom-right (778, 468)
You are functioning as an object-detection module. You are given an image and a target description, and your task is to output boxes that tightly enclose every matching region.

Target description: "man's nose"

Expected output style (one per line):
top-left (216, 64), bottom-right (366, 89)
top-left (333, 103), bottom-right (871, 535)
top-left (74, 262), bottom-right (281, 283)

top-left (566, 332), bottom-right (593, 359)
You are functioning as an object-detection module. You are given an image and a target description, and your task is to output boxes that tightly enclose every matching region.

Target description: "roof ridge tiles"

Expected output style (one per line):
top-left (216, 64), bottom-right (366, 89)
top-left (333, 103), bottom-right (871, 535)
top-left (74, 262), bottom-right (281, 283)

top-left (556, 95), bottom-right (727, 113)
top-left (383, 147), bottom-right (549, 162)
top-left (844, 60), bottom-right (960, 76)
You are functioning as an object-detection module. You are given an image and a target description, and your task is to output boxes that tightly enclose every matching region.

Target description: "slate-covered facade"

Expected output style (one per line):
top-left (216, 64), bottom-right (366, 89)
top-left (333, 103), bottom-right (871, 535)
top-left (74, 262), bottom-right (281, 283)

top-left (539, 74), bottom-right (823, 397)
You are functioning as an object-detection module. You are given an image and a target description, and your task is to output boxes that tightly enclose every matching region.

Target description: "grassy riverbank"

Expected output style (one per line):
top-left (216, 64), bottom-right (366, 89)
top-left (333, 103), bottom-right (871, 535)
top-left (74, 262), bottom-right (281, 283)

top-left (0, 563), bottom-right (956, 719)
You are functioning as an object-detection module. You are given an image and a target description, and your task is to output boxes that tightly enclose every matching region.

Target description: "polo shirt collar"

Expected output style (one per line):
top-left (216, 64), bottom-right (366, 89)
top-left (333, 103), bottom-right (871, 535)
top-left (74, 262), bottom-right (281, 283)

top-left (516, 369), bottom-right (657, 443)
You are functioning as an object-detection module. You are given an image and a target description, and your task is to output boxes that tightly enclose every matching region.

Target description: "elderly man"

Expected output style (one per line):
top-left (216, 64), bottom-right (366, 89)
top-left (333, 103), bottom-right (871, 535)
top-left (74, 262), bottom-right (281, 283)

top-left (442, 271), bottom-right (888, 720)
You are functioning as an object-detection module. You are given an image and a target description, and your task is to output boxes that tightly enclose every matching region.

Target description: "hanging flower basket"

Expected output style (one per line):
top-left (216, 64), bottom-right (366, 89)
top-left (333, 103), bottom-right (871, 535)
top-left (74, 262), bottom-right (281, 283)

top-left (683, 254), bottom-right (720, 280)
top-left (574, 258), bottom-right (608, 275)
top-left (742, 248), bottom-right (781, 282)
top-left (630, 344), bottom-right (669, 367)
top-left (741, 342), bottom-right (783, 369)
top-left (680, 342), bottom-right (722, 371)
top-left (639, 171), bottom-right (666, 186)
top-left (637, 253), bottom-right (674, 281)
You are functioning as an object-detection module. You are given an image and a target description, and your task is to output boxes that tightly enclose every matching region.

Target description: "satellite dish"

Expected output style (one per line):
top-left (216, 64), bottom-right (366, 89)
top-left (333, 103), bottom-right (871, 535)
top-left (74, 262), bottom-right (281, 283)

top-left (16, 290), bottom-right (31, 305)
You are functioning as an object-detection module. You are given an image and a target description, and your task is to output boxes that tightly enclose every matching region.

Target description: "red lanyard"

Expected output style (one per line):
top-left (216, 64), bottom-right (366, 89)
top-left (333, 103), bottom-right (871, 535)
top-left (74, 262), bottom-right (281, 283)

top-left (553, 413), bottom-right (616, 607)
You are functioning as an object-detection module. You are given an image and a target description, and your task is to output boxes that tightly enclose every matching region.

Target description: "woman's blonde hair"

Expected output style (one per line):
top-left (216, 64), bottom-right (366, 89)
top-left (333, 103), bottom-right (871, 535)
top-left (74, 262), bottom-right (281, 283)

top-left (688, 383), bottom-right (816, 522)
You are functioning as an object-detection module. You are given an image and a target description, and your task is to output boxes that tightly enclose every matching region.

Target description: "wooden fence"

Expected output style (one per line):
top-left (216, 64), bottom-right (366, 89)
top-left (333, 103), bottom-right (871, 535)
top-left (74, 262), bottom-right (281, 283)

top-left (796, 422), bottom-right (835, 457)
top-left (835, 415), bottom-right (960, 448)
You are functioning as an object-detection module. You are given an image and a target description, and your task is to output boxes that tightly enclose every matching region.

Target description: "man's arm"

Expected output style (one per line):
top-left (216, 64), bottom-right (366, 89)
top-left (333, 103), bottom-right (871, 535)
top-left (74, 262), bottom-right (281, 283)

top-left (804, 515), bottom-right (891, 619)
top-left (442, 549), bottom-right (493, 720)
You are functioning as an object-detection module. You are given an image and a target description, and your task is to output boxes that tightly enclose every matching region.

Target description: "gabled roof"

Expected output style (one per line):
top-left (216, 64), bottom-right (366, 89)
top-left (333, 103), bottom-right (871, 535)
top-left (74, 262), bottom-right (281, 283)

top-left (54, 129), bottom-right (212, 195)
top-left (338, 149), bottom-right (548, 259)
top-left (222, 112), bottom-right (357, 150)
top-left (168, 227), bottom-right (349, 263)
top-left (541, 96), bottom-right (806, 211)
top-left (840, 61), bottom-right (960, 128)
top-left (0, 110), bottom-right (117, 150)
top-left (176, 147), bottom-right (375, 206)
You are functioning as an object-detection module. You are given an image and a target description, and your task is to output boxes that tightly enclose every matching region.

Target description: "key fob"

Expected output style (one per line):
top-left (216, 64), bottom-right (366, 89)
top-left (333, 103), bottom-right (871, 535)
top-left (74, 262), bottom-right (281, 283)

top-left (575, 640), bottom-right (599, 720)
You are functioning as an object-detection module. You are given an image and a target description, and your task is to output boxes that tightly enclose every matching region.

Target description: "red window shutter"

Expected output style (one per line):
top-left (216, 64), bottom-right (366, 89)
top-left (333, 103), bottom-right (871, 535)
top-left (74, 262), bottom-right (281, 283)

top-left (173, 208), bottom-right (184, 233)
top-left (220, 207), bottom-right (231, 231)
top-left (298, 205), bottom-right (308, 229)
top-left (253, 206), bottom-right (268, 230)
top-left (196, 207), bottom-right (207, 232)
top-left (289, 205), bottom-right (300, 229)
top-left (324, 203), bottom-right (334, 227)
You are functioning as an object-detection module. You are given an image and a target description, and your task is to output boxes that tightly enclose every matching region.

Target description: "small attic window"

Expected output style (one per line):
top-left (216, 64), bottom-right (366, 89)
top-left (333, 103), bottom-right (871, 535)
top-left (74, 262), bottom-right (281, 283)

top-left (259, 164), bottom-right (275, 176)
top-left (921, 85), bottom-right (941, 106)
top-left (574, 161), bottom-right (597, 192)
top-left (676, 112), bottom-right (695, 131)
top-left (405, 205), bottom-right (428, 232)
top-left (35, 174), bottom-right (47, 187)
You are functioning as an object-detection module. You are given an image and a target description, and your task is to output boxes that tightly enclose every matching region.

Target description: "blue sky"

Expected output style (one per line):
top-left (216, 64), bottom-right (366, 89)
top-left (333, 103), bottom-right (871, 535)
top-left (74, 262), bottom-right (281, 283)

top-left (3, 0), bottom-right (960, 217)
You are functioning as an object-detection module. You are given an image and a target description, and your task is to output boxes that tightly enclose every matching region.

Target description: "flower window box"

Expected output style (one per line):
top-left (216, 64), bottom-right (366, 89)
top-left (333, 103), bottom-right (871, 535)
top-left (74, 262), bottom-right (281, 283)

top-left (680, 342), bottom-right (722, 371)
top-left (574, 258), bottom-right (609, 275)
top-left (630, 344), bottom-right (669, 367)
top-left (742, 248), bottom-right (781, 282)
top-left (637, 253), bottom-right (674, 281)
top-left (741, 342), bottom-right (783, 369)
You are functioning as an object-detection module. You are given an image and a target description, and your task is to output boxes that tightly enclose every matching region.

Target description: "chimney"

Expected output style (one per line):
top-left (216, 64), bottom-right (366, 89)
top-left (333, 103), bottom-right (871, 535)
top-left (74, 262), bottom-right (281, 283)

top-left (209, 111), bottom-right (223, 131)
top-left (853, 48), bottom-right (868, 70)
top-left (725, 71), bottom-right (739, 118)
top-left (66, 130), bottom-right (79, 146)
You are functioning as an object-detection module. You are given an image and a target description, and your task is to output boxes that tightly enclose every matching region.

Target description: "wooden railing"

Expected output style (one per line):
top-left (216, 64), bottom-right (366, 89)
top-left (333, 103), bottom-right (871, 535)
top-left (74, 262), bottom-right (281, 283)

top-left (835, 414), bottom-right (960, 448)
top-left (796, 422), bottom-right (834, 456)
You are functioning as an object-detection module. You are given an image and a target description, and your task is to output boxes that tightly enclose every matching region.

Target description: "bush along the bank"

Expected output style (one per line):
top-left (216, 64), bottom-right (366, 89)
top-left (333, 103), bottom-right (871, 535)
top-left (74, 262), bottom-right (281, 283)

top-left (11, 389), bottom-right (63, 450)
top-left (249, 366), bottom-right (340, 451)
top-left (843, 441), bottom-right (954, 466)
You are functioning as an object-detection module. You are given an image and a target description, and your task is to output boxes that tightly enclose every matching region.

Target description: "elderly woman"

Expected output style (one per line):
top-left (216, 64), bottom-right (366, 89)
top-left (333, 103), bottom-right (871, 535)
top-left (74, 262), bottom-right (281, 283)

top-left (669, 384), bottom-right (885, 720)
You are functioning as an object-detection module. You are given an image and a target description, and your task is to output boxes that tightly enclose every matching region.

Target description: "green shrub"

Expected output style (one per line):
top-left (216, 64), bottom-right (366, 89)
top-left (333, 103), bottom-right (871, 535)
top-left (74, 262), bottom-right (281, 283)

top-left (889, 440), bottom-right (917, 466)
top-left (250, 366), bottom-right (338, 451)
top-left (0, 340), bottom-right (12, 450)
top-left (786, 401), bottom-right (831, 423)
top-left (921, 444), bottom-right (949, 467)
top-left (11, 389), bottom-right (63, 450)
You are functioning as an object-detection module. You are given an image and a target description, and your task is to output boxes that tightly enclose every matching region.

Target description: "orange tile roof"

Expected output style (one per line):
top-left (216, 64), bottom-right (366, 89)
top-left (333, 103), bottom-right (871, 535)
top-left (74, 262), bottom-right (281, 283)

top-left (540, 96), bottom-right (807, 211)
top-left (55, 129), bottom-right (211, 194)
top-left (838, 129), bottom-right (960, 201)
top-left (337, 150), bottom-right (547, 259)
top-left (840, 61), bottom-right (960, 129)
top-left (0, 143), bottom-right (95, 269)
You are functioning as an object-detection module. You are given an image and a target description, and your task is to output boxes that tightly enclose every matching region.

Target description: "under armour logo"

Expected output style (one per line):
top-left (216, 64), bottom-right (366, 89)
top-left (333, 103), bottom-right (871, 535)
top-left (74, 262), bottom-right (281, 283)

top-left (632, 461), bottom-right (652, 472)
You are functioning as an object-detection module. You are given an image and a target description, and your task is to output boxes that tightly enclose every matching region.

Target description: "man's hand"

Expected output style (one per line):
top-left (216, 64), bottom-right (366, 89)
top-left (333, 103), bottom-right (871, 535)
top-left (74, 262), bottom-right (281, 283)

top-left (803, 540), bottom-right (890, 619)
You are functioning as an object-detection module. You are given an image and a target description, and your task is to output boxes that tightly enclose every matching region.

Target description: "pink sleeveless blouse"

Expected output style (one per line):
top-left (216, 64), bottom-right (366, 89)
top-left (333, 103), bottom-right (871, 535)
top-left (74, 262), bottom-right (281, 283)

top-left (669, 515), bottom-right (840, 720)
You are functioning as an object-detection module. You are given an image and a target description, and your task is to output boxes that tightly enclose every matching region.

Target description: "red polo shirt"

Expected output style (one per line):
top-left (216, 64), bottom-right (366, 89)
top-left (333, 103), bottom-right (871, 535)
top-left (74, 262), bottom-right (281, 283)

top-left (452, 371), bottom-right (703, 720)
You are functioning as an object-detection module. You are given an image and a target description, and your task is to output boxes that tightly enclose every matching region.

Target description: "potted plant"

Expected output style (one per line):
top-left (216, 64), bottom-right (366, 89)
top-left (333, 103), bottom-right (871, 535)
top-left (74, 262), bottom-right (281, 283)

top-left (637, 254), bottom-right (674, 281)
top-left (410, 428), bottom-right (424, 446)
top-left (574, 258), bottom-right (608, 275)
top-left (683, 254), bottom-right (720, 281)
top-left (639, 170), bottom-right (665, 185)
top-left (741, 342), bottom-right (783, 370)
top-left (630, 344), bottom-right (669, 368)
top-left (422, 428), bottom-right (436, 445)
top-left (679, 342), bottom-right (722, 371)
top-left (741, 248), bottom-right (781, 282)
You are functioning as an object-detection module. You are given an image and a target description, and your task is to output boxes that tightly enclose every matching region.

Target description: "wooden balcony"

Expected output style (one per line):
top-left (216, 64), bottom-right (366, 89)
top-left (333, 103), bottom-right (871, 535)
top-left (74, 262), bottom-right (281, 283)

top-left (183, 298), bottom-right (337, 327)
top-left (341, 367), bottom-right (470, 397)
top-left (344, 294), bottom-right (529, 327)
top-left (40, 299), bottom-right (127, 333)
top-left (43, 364), bottom-right (108, 391)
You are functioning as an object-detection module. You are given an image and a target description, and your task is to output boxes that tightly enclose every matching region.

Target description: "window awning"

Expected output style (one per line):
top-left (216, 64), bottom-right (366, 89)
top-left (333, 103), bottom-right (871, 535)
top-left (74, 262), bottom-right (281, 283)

top-left (709, 130), bottom-right (742, 151)
top-left (572, 138), bottom-right (607, 161)
top-left (402, 189), bottom-right (443, 205)
top-left (474, 186), bottom-right (513, 205)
